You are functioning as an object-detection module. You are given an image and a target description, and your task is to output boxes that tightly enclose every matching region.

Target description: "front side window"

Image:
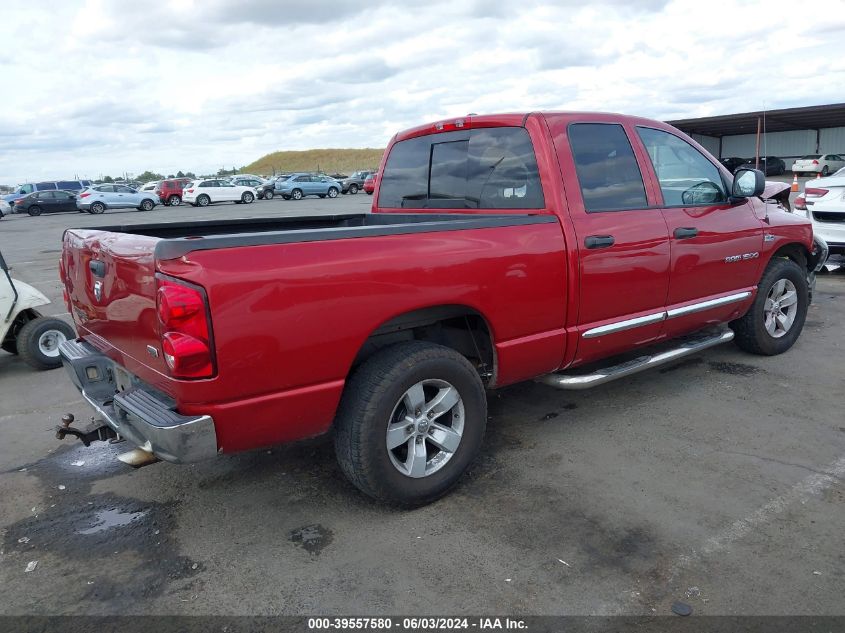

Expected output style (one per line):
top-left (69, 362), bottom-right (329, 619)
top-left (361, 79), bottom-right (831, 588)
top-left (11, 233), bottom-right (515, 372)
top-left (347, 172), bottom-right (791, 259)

top-left (20, 184), bottom-right (34, 194)
top-left (568, 123), bottom-right (648, 212)
top-left (636, 126), bottom-right (726, 206)
top-left (378, 127), bottom-right (544, 209)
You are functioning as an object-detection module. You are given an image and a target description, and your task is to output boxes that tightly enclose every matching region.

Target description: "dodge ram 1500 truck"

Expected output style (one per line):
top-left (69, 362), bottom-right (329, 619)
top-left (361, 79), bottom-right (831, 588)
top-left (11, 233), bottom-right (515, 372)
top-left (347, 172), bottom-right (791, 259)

top-left (57, 112), bottom-right (828, 506)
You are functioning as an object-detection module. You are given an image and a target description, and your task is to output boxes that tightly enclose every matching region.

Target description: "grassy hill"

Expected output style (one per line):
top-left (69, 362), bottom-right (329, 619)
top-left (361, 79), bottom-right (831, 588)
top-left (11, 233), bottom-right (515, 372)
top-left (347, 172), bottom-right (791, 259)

top-left (243, 148), bottom-right (384, 176)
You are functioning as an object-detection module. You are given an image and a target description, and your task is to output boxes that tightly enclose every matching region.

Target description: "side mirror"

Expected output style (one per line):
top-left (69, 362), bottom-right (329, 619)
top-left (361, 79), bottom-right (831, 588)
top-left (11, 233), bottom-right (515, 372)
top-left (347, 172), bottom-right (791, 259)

top-left (732, 168), bottom-right (765, 199)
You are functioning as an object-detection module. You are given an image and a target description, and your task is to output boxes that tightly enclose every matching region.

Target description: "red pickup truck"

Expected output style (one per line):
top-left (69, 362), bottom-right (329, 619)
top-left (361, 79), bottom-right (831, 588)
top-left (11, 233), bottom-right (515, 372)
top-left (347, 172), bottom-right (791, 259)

top-left (57, 112), bottom-right (827, 506)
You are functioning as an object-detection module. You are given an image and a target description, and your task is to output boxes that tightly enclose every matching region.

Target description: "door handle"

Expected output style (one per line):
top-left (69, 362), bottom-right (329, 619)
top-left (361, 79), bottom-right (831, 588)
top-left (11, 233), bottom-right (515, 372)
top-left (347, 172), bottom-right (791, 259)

top-left (584, 235), bottom-right (615, 249)
top-left (89, 260), bottom-right (106, 277)
top-left (674, 227), bottom-right (699, 239)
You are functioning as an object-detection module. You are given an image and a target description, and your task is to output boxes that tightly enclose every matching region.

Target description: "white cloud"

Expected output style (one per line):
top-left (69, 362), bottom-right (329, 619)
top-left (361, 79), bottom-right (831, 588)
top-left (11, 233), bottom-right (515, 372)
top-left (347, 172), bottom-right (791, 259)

top-left (0, 0), bottom-right (844, 183)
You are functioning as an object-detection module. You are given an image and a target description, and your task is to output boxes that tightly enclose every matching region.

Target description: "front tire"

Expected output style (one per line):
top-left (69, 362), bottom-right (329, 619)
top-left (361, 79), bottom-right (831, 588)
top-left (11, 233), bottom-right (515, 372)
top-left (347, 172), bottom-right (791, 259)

top-left (334, 341), bottom-right (486, 506)
top-left (17, 317), bottom-right (75, 370)
top-left (139, 199), bottom-right (155, 211)
top-left (327, 187), bottom-right (339, 198)
top-left (89, 202), bottom-right (105, 214)
top-left (263, 190), bottom-right (273, 200)
top-left (730, 258), bottom-right (808, 356)
top-left (241, 192), bottom-right (254, 204)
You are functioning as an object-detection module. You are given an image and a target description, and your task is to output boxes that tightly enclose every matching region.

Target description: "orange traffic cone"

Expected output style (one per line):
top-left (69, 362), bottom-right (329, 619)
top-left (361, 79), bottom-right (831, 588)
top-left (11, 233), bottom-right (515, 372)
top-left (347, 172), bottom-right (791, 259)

top-left (816, 171), bottom-right (822, 179)
top-left (791, 174), bottom-right (799, 192)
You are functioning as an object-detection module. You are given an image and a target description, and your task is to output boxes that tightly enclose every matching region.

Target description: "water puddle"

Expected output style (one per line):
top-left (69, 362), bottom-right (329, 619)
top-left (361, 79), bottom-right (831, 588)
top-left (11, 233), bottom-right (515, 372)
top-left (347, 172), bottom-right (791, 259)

top-left (78, 508), bottom-right (148, 535)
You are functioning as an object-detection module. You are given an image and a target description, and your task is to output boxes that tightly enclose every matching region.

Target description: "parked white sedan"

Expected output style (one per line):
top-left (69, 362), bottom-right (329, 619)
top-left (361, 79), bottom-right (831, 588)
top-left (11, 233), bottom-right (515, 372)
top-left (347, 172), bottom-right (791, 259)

top-left (792, 154), bottom-right (845, 176)
top-left (796, 168), bottom-right (845, 256)
top-left (182, 179), bottom-right (258, 207)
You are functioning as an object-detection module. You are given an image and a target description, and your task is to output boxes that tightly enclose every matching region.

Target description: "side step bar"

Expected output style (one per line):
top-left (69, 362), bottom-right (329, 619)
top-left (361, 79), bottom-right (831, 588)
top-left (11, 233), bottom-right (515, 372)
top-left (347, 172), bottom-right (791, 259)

top-left (536, 329), bottom-right (735, 390)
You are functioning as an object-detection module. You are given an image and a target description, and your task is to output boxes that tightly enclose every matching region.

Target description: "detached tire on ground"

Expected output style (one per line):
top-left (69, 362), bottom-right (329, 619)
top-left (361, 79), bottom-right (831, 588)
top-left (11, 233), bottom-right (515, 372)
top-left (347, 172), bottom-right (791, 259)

top-left (730, 258), bottom-right (808, 356)
top-left (334, 341), bottom-right (487, 507)
top-left (17, 317), bottom-right (75, 370)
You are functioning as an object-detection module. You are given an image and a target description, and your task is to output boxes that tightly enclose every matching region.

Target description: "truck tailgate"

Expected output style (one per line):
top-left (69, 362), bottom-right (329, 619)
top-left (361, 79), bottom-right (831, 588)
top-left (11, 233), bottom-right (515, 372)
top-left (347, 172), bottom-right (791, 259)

top-left (62, 229), bottom-right (168, 377)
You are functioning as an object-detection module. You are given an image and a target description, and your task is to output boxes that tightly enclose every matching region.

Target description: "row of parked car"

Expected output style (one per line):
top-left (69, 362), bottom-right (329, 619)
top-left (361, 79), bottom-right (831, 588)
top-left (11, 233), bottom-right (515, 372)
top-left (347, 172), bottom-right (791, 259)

top-left (0, 171), bottom-right (379, 217)
top-left (718, 154), bottom-right (845, 176)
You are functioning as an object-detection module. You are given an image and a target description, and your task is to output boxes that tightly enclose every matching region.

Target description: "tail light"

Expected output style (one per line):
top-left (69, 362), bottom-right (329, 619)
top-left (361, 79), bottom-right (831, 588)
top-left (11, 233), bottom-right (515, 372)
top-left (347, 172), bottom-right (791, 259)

top-left (794, 196), bottom-right (806, 210)
top-left (812, 160), bottom-right (819, 165)
top-left (79, 192), bottom-right (91, 199)
top-left (805, 188), bottom-right (828, 198)
top-left (14, 198), bottom-right (23, 205)
top-left (186, 188), bottom-right (194, 193)
top-left (156, 277), bottom-right (215, 379)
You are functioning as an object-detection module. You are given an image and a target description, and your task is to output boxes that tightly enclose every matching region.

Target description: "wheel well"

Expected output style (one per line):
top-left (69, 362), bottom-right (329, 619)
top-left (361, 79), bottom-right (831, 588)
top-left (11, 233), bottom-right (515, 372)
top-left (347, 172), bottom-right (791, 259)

top-left (770, 243), bottom-right (809, 271)
top-left (2, 309), bottom-right (38, 346)
top-left (353, 306), bottom-right (496, 384)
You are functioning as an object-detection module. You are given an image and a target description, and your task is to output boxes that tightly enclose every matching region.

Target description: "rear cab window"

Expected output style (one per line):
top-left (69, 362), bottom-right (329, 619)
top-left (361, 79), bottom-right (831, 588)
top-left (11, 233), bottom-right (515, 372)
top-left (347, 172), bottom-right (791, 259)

top-left (568, 123), bottom-right (648, 212)
top-left (377, 127), bottom-right (545, 210)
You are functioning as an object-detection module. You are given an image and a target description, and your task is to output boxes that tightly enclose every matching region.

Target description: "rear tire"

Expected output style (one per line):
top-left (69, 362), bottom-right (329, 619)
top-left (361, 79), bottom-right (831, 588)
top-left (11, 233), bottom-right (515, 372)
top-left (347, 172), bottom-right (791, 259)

top-left (197, 195), bottom-right (210, 207)
top-left (89, 201), bottom-right (105, 214)
top-left (168, 195), bottom-right (181, 206)
top-left (27, 205), bottom-right (42, 216)
top-left (334, 341), bottom-right (486, 506)
top-left (291, 189), bottom-right (303, 200)
top-left (730, 258), bottom-right (808, 356)
top-left (821, 166), bottom-right (829, 176)
top-left (17, 317), bottom-right (75, 370)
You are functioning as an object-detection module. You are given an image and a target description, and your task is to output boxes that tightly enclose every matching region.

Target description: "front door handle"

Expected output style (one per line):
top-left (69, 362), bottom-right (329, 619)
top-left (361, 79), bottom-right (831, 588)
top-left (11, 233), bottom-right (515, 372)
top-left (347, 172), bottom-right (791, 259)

top-left (674, 227), bottom-right (699, 239)
top-left (584, 235), bottom-right (615, 249)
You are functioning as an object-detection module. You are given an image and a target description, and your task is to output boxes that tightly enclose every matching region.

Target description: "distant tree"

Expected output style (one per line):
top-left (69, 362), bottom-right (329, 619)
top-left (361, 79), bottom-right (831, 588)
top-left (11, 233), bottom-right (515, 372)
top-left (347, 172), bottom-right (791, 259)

top-left (166, 174), bottom-right (175, 179)
top-left (137, 170), bottom-right (165, 182)
top-left (176, 170), bottom-right (185, 178)
top-left (185, 171), bottom-right (196, 179)
top-left (102, 175), bottom-right (114, 183)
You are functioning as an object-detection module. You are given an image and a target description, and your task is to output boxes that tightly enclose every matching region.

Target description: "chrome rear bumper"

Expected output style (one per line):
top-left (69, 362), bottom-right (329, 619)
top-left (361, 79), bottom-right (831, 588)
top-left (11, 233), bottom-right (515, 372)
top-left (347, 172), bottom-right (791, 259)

top-left (59, 339), bottom-right (218, 463)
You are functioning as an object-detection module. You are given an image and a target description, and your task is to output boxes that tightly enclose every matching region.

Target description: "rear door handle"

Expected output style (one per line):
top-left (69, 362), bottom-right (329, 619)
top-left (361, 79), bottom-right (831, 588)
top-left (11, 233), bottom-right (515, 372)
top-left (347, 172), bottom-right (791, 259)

top-left (584, 235), bottom-right (615, 249)
top-left (674, 227), bottom-right (699, 239)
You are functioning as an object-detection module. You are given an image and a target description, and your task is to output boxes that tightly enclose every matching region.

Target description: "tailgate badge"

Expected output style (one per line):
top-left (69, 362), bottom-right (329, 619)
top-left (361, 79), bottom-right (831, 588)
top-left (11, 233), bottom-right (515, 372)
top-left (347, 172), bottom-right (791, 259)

top-left (93, 280), bottom-right (103, 302)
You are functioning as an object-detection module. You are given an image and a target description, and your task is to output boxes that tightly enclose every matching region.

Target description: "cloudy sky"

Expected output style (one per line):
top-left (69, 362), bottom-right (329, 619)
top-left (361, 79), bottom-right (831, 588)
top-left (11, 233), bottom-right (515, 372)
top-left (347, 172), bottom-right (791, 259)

top-left (1, 0), bottom-right (844, 184)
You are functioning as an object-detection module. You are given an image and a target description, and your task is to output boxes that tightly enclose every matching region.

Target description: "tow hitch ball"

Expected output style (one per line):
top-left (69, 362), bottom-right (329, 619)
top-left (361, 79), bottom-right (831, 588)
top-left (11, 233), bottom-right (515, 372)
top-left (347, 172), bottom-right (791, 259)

top-left (55, 413), bottom-right (117, 446)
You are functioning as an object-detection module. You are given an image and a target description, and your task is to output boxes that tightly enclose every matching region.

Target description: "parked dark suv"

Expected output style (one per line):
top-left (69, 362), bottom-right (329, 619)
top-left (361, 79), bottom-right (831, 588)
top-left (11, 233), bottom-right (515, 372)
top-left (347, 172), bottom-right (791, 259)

top-left (734, 156), bottom-right (785, 176)
top-left (339, 170), bottom-right (374, 195)
top-left (156, 178), bottom-right (192, 206)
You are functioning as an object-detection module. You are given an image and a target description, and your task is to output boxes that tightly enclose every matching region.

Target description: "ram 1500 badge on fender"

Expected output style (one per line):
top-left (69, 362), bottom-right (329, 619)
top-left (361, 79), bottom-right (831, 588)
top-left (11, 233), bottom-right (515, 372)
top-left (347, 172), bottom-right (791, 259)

top-left (56, 112), bottom-right (828, 506)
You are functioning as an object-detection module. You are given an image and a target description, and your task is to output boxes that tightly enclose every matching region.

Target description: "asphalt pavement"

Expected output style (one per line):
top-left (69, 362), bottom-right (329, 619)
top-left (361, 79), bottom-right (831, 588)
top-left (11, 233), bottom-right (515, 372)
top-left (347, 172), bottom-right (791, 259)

top-left (0, 193), bottom-right (843, 616)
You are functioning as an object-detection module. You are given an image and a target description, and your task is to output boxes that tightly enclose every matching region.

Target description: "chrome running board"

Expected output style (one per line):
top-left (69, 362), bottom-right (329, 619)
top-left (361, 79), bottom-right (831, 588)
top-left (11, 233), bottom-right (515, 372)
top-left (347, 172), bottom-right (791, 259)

top-left (536, 329), bottom-right (735, 390)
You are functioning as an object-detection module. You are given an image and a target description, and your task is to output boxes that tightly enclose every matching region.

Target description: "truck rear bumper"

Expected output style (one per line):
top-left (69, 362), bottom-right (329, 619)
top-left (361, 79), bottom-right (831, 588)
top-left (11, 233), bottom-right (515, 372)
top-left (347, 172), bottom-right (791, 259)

top-left (58, 339), bottom-right (218, 463)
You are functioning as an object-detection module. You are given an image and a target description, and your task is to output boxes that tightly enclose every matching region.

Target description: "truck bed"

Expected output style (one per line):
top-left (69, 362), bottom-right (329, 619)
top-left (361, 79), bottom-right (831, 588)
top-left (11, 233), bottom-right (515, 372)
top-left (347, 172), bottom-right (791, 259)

top-left (90, 213), bottom-right (557, 260)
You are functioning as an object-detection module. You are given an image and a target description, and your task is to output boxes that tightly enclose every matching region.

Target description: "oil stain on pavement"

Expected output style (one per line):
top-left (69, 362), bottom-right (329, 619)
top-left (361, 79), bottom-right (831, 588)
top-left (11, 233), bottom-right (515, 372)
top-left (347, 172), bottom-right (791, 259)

top-left (2, 444), bottom-right (202, 611)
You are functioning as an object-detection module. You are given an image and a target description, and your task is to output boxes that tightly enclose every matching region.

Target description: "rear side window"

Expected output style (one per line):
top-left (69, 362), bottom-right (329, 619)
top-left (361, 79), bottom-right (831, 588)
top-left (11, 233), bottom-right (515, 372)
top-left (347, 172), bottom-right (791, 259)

top-left (568, 123), bottom-right (647, 212)
top-left (35, 182), bottom-right (58, 191)
top-left (378, 127), bottom-right (544, 209)
top-left (57, 181), bottom-right (80, 190)
top-left (636, 126), bottom-right (726, 206)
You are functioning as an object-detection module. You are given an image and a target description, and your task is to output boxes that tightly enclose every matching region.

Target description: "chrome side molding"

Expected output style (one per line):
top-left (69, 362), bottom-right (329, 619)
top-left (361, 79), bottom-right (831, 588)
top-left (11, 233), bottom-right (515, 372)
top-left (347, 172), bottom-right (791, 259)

top-left (583, 292), bottom-right (751, 338)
